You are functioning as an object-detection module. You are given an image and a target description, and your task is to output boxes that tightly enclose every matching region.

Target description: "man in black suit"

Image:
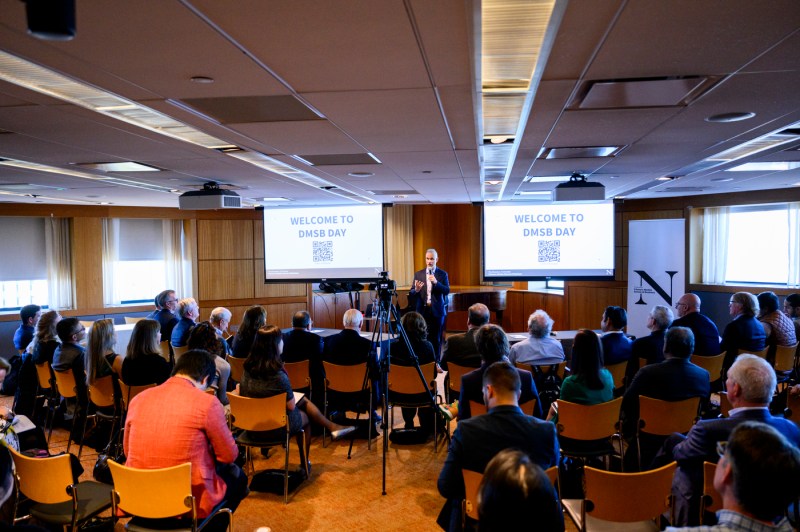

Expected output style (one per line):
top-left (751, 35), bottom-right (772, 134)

top-left (283, 310), bottom-right (324, 409)
top-left (670, 293), bottom-right (721, 357)
top-left (146, 289), bottom-right (179, 340)
top-left (621, 326), bottom-right (710, 470)
top-left (458, 324), bottom-right (542, 420)
top-left (599, 305), bottom-right (633, 367)
top-left (625, 305), bottom-right (673, 387)
top-left (409, 248), bottom-right (450, 359)
top-left (437, 361), bottom-right (560, 532)
top-left (441, 302), bottom-right (489, 370)
top-left (665, 354), bottom-right (800, 526)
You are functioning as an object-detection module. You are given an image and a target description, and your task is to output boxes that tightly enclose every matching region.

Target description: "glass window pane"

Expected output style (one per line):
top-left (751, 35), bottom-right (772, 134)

top-left (725, 209), bottom-right (788, 284)
top-left (116, 260), bottom-right (167, 303)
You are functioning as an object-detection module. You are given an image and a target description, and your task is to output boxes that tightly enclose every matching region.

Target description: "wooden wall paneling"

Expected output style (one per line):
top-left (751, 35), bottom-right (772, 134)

top-left (253, 260), bottom-right (308, 299)
top-left (311, 293), bottom-right (337, 329)
top-left (265, 303), bottom-right (307, 328)
top-left (505, 291), bottom-right (526, 331)
top-left (253, 219), bottom-right (264, 259)
top-left (197, 220), bottom-right (254, 260)
top-left (544, 293), bottom-right (566, 331)
top-left (568, 284), bottom-right (626, 331)
top-left (198, 260), bottom-right (254, 301)
top-left (72, 217), bottom-right (104, 310)
top-left (413, 204), bottom-right (481, 286)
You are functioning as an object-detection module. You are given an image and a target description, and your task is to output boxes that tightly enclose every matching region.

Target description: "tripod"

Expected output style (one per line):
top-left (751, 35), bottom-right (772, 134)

top-left (369, 287), bottom-right (438, 495)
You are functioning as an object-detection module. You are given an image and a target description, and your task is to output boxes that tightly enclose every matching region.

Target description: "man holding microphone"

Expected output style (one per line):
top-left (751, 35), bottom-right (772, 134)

top-left (409, 248), bottom-right (450, 359)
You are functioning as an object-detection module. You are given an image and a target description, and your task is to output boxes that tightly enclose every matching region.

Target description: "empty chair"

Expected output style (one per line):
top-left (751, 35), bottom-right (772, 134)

top-left (227, 392), bottom-right (307, 504)
top-left (284, 359), bottom-right (311, 395)
top-left (108, 460), bottom-right (233, 531)
top-left (9, 446), bottom-right (112, 530)
top-left (563, 461), bottom-right (677, 531)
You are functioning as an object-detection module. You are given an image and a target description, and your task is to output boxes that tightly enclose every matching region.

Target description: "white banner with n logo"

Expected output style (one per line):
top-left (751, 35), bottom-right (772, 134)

top-left (627, 219), bottom-right (685, 339)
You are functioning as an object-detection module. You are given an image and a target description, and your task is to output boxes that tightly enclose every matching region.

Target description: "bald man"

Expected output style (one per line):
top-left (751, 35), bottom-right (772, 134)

top-left (670, 293), bottom-right (720, 357)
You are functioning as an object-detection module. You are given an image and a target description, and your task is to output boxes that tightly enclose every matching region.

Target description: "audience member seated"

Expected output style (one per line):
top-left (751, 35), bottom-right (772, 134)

top-left (663, 354), bottom-right (800, 526)
top-left (124, 349), bottom-right (248, 521)
top-left (665, 422), bottom-right (800, 532)
top-left (121, 319), bottom-right (171, 386)
top-left (547, 329), bottom-right (614, 423)
top-left (84, 318), bottom-right (120, 387)
top-left (146, 289), bottom-right (179, 340)
top-left (478, 448), bottom-right (564, 531)
top-left (441, 303), bottom-right (489, 370)
top-left (239, 325), bottom-right (355, 475)
top-left (437, 361), bottom-right (559, 531)
top-left (322, 309), bottom-right (379, 421)
top-left (598, 305), bottom-right (633, 368)
top-left (757, 291), bottom-right (797, 362)
top-left (14, 309), bottom-right (60, 418)
top-left (784, 293), bottom-right (800, 341)
top-left (626, 305), bottom-right (673, 386)
top-left (388, 311), bottom-right (438, 435)
top-left (187, 322), bottom-right (232, 406)
top-left (458, 324), bottom-right (541, 420)
top-left (171, 297), bottom-right (199, 348)
top-left (670, 293), bottom-right (721, 357)
top-left (282, 310), bottom-right (324, 410)
top-left (53, 317), bottom-right (89, 438)
top-left (509, 309), bottom-right (565, 367)
top-left (231, 305), bottom-right (267, 359)
top-left (13, 304), bottom-right (40, 354)
top-left (621, 326), bottom-right (709, 470)
top-left (209, 307), bottom-right (234, 358)
top-left (721, 292), bottom-right (766, 373)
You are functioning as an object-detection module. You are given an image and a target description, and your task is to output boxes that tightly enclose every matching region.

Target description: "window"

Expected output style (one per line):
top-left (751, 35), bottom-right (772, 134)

top-left (102, 218), bottom-right (192, 305)
top-left (699, 202), bottom-right (800, 286)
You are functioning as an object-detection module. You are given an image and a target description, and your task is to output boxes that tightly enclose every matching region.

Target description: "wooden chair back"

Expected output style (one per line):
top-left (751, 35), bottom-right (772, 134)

top-left (79, 320), bottom-right (95, 330)
top-left (605, 361), bottom-right (627, 389)
top-left (388, 363), bottom-right (436, 395)
top-left (690, 353), bottom-right (726, 382)
top-left (638, 396), bottom-right (700, 436)
top-left (34, 361), bottom-right (53, 391)
top-left (468, 398), bottom-right (537, 417)
top-left (158, 340), bottom-right (171, 363)
top-left (701, 461), bottom-right (722, 521)
top-left (228, 392), bottom-right (287, 433)
top-left (738, 346), bottom-right (769, 359)
top-left (108, 460), bottom-right (194, 519)
top-left (556, 397), bottom-right (622, 441)
top-left (87, 375), bottom-right (116, 409)
top-left (447, 363), bottom-right (476, 399)
top-left (582, 462), bottom-right (676, 523)
top-left (284, 359), bottom-right (311, 392)
top-left (171, 344), bottom-right (189, 360)
top-left (323, 361), bottom-right (368, 393)
top-left (719, 392), bottom-right (732, 417)
top-left (118, 380), bottom-right (156, 412)
top-left (8, 447), bottom-right (75, 504)
top-left (774, 343), bottom-right (799, 373)
top-left (226, 355), bottom-right (246, 383)
top-left (124, 316), bottom-right (146, 325)
top-left (462, 469), bottom-right (482, 522)
top-left (52, 369), bottom-right (78, 400)
top-left (515, 361), bottom-right (568, 381)
top-left (785, 392), bottom-right (800, 428)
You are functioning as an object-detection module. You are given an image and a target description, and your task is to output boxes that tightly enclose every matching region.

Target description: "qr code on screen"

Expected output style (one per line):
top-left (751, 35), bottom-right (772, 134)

top-left (538, 240), bottom-right (560, 263)
top-left (313, 241), bottom-right (333, 263)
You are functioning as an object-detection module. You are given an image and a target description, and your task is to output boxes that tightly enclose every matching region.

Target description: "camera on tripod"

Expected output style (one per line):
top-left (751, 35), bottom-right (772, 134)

top-left (374, 271), bottom-right (396, 302)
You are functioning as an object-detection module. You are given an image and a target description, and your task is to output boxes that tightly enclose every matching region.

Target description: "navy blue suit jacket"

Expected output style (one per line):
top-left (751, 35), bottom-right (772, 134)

top-left (600, 331), bottom-right (633, 367)
top-left (721, 315), bottom-right (766, 370)
top-left (670, 312), bottom-right (720, 357)
top-left (458, 363), bottom-right (542, 419)
top-left (626, 329), bottom-right (666, 387)
top-left (170, 317), bottom-right (195, 347)
top-left (147, 309), bottom-right (179, 341)
top-left (437, 404), bottom-right (560, 531)
top-left (322, 328), bottom-right (374, 367)
top-left (409, 267), bottom-right (450, 318)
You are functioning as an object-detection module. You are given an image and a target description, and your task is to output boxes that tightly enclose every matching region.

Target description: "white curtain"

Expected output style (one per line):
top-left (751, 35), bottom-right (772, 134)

top-left (701, 206), bottom-right (730, 284)
top-left (789, 202), bottom-right (800, 287)
top-left (44, 216), bottom-right (74, 309)
top-left (162, 219), bottom-right (193, 299)
top-left (102, 218), bottom-right (121, 306)
top-left (384, 205), bottom-right (414, 286)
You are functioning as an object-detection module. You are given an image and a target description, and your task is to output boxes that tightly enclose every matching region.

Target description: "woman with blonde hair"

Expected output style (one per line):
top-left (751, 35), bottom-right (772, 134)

top-left (85, 318), bottom-right (120, 386)
top-left (121, 319), bottom-right (171, 386)
top-left (15, 309), bottom-right (61, 416)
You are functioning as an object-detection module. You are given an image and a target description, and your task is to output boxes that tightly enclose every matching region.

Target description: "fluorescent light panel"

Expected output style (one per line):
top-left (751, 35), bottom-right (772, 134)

top-left (726, 161), bottom-right (800, 172)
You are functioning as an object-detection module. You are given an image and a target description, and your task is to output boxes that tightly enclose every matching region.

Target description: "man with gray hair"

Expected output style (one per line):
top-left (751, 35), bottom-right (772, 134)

top-left (147, 289), bottom-right (179, 340)
top-left (665, 354), bottom-right (800, 526)
top-left (209, 306), bottom-right (234, 356)
top-left (409, 248), bottom-right (450, 359)
top-left (508, 309), bottom-right (565, 366)
top-left (626, 305), bottom-right (674, 387)
top-left (442, 303), bottom-right (490, 370)
top-left (171, 297), bottom-right (199, 347)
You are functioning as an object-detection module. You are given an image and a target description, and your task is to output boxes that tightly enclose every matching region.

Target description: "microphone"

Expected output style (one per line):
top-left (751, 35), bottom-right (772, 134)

top-left (427, 268), bottom-right (433, 276)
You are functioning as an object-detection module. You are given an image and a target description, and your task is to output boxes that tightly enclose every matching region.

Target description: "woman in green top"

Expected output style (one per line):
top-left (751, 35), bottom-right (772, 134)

top-left (548, 329), bottom-right (614, 421)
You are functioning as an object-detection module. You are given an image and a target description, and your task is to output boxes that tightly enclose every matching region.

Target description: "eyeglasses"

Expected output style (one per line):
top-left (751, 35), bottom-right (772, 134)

top-left (166, 299), bottom-right (178, 304)
top-left (716, 440), bottom-right (728, 457)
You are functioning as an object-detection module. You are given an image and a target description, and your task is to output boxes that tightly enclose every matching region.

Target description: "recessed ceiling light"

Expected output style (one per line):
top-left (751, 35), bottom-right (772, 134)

top-left (516, 191), bottom-right (551, 196)
top-left (524, 176), bottom-right (569, 183)
top-left (655, 176), bottom-right (676, 181)
top-left (614, 195), bottom-right (626, 199)
top-left (348, 172), bottom-right (374, 177)
top-left (393, 195), bottom-right (408, 199)
top-left (705, 112), bottom-right (756, 123)
top-left (75, 161), bottom-right (161, 172)
top-left (710, 177), bottom-right (734, 182)
top-left (261, 197), bottom-right (290, 202)
top-left (485, 180), bottom-right (502, 186)
top-left (190, 76), bottom-right (215, 84)
top-left (726, 161), bottom-right (800, 172)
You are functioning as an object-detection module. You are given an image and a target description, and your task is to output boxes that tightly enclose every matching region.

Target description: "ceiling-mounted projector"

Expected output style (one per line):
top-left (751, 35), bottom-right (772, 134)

top-left (179, 182), bottom-right (242, 210)
top-left (552, 173), bottom-right (606, 202)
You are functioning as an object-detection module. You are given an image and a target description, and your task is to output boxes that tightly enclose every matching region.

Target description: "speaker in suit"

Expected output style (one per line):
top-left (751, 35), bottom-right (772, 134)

top-left (409, 249), bottom-right (450, 359)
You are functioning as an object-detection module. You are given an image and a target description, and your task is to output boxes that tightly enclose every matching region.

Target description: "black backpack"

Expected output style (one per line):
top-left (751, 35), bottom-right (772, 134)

top-left (532, 364), bottom-right (562, 415)
top-left (1, 354), bottom-right (23, 396)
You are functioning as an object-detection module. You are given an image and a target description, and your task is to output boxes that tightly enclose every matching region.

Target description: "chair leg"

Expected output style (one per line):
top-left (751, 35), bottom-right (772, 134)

top-left (283, 433), bottom-right (290, 504)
